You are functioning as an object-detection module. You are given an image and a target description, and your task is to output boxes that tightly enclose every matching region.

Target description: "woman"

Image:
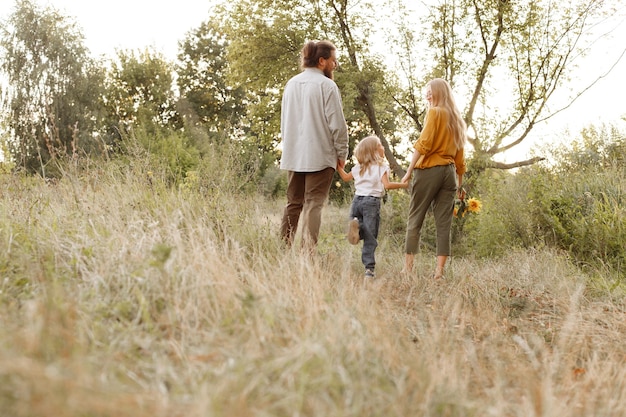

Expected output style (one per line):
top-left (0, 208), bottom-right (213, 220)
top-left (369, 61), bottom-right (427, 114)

top-left (401, 78), bottom-right (467, 279)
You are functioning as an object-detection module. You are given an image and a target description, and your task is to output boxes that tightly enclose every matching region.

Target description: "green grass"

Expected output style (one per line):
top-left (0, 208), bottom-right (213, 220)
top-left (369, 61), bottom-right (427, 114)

top-left (1, 163), bottom-right (626, 417)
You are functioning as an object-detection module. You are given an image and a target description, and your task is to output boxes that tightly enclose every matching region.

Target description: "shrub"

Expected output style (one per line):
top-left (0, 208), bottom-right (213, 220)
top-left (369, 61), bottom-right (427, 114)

top-left (452, 169), bottom-right (534, 258)
top-left (528, 165), bottom-right (625, 271)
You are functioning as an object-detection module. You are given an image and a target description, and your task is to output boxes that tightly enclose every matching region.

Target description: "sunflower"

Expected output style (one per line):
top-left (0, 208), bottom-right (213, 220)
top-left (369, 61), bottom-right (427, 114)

top-left (467, 198), bottom-right (482, 213)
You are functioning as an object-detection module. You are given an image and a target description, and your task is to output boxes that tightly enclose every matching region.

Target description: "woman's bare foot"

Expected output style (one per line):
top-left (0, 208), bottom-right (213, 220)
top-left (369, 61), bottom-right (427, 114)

top-left (434, 255), bottom-right (447, 279)
top-left (402, 254), bottom-right (414, 274)
top-left (433, 266), bottom-right (444, 279)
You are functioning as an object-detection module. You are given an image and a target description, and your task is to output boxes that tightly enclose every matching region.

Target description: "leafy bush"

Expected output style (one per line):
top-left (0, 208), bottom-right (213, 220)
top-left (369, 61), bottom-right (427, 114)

top-left (464, 123), bottom-right (625, 272)
top-left (531, 126), bottom-right (625, 271)
top-left (528, 165), bottom-right (625, 270)
top-left (259, 165), bottom-right (288, 199)
top-left (452, 170), bottom-right (533, 258)
top-left (379, 189), bottom-right (412, 246)
top-left (130, 123), bottom-right (200, 185)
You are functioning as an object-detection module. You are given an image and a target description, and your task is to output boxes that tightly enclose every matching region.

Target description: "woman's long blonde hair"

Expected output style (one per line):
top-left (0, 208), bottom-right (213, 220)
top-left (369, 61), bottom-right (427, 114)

top-left (354, 135), bottom-right (384, 176)
top-left (427, 78), bottom-right (467, 149)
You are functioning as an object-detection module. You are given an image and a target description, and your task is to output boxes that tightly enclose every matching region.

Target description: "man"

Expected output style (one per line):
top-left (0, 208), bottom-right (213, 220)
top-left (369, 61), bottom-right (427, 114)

top-left (280, 40), bottom-right (349, 249)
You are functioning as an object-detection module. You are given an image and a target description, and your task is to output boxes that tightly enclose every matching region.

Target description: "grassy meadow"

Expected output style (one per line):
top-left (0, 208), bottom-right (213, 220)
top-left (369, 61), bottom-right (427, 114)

top-left (1, 160), bottom-right (626, 417)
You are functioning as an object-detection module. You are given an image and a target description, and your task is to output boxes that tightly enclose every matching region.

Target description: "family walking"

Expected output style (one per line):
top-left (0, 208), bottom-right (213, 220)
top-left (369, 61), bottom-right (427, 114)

top-left (279, 40), bottom-right (467, 280)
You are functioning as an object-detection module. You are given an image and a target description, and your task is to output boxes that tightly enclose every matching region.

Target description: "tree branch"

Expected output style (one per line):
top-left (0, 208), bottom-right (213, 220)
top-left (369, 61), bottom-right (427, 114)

top-left (537, 44), bottom-right (626, 124)
top-left (465, 0), bottom-right (505, 149)
top-left (488, 156), bottom-right (545, 170)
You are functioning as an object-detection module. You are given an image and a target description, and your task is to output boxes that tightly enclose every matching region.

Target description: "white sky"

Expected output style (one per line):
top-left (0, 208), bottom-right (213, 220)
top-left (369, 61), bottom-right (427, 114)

top-left (0, 0), bottom-right (214, 59)
top-left (1, 0), bottom-right (625, 162)
top-left (512, 24), bottom-right (626, 162)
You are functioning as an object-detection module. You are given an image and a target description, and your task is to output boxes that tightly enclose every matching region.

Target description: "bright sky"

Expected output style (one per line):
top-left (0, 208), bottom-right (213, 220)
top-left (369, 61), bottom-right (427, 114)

top-left (1, 0), bottom-right (625, 162)
top-left (0, 0), bottom-right (215, 59)
top-left (517, 18), bottom-right (626, 162)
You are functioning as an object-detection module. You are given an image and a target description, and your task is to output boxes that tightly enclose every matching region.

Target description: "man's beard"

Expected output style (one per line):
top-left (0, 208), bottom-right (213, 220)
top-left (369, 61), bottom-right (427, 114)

top-left (323, 68), bottom-right (334, 80)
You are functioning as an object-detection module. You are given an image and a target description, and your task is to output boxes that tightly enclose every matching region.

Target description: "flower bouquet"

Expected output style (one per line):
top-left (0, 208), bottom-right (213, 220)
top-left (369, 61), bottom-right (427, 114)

top-left (454, 188), bottom-right (482, 218)
top-left (452, 188), bottom-right (481, 243)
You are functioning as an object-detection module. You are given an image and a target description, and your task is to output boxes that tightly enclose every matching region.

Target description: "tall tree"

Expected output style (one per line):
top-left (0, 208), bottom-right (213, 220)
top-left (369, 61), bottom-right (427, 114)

top-left (313, 0), bottom-right (407, 176)
top-left (102, 48), bottom-right (179, 133)
top-left (0, 0), bottom-right (104, 174)
top-left (392, 0), bottom-right (624, 172)
top-left (202, 0), bottom-right (400, 163)
top-left (217, 0), bottom-right (321, 152)
top-left (176, 19), bottom-right (245, 145)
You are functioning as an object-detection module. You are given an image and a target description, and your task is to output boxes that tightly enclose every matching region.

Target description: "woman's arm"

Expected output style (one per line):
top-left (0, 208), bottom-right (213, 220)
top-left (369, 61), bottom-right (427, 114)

top-left (382, 172), bottom-right (409, 190)
top-left (401, 149), bottom-right (421, 183)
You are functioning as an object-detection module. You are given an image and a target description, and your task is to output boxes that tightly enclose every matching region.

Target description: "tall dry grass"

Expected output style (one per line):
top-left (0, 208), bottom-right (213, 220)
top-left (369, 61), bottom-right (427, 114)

top-left (1, 162), bottom-right (625, 417)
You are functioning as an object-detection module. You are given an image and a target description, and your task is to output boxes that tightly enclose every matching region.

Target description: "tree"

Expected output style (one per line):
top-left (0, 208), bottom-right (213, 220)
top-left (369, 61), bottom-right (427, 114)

top-left (393, 0), bottom-right (624, 172)
top-left (197, 0), bottom-right (402, 168)
top-left (216, 0), bottom-right (321, 153)
top-left (102, 48), bottom-right (179, 133)
top-left (101, 47), bottom-right (204, 180)
top-left (176, 19), bottom-right (246, 144)
top-left (313, 0), bottom-right (408, 176)
top-left (0, 0), bottom-right (105, 174)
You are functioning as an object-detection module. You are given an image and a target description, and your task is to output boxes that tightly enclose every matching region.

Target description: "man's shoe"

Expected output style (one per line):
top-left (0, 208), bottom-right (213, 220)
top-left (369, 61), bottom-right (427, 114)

top-left (365, 269), bottom-right (376, 279)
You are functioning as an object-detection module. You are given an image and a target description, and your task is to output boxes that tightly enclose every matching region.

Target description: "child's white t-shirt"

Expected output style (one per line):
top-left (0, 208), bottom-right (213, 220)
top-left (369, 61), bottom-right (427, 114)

top-left (351, 163), bottom-right (390, 198)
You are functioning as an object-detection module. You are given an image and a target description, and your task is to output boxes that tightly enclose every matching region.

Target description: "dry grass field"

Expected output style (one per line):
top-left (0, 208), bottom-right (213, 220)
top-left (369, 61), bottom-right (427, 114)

top-left (1, 164), bottom-right (625, 416)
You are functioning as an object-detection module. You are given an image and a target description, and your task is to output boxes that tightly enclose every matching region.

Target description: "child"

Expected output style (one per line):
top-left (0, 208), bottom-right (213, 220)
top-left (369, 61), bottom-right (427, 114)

top-left (337, 135), bottom-right (408, 279)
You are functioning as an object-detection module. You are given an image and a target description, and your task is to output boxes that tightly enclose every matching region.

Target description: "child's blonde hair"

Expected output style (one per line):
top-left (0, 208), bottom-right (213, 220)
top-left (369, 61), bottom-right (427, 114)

top-left (354, 135), bottom-right (384, 176)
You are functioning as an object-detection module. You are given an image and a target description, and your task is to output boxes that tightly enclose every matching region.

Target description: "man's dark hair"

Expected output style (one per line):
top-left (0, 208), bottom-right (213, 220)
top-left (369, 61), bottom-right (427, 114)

top-left (301, 40), bottom-right (336, 68)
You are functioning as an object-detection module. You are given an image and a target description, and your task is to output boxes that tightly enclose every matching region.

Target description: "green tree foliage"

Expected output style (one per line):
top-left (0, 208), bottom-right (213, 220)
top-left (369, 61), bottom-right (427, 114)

top-left (103, 48), bottom-right (179, 133)
top-left (173, 1), bottom-right (336, 198)
top-left (551, 124), bottom-right (626, 172)
top-left (212, 0), bottom-right (320, 153)
top-left (100, 48), bottom-right (206, 183)
top-left (176, 19), bottom-right (245, 146)
top-left (317, 0), bottom-right (407, 176)
top-left (0, 0), bottom-right (105, 175)
top-left (196, 0), bottom-right (404, 176)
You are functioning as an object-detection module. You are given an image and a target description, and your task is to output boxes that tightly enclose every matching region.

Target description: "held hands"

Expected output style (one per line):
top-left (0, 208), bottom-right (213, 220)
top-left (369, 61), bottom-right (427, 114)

top-left (336, 159), bottom-right (353, 182)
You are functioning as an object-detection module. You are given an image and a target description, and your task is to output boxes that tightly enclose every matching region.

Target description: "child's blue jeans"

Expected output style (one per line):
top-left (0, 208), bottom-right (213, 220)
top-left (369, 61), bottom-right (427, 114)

top-left (349, 195), bottom-right (381, 270)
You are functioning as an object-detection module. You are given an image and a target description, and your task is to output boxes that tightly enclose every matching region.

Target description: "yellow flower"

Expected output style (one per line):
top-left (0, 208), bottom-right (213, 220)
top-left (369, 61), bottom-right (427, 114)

top-left (467, 198), bottom-right (482, 213)
top-left (453, 207), bottom-right (459, 217)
